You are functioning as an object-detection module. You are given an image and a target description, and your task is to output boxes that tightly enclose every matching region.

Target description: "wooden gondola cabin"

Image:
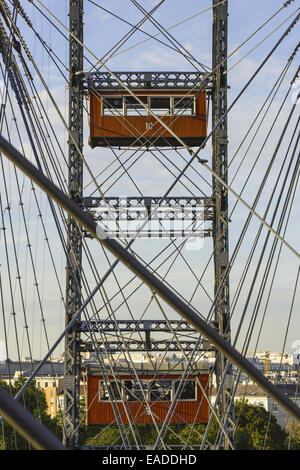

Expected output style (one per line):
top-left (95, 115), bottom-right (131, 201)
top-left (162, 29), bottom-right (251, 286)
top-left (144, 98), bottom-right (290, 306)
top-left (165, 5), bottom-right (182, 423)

top-left (86, 72), bottom-right (208, 148)
top-left (85, 355), bottom-right (210, 425)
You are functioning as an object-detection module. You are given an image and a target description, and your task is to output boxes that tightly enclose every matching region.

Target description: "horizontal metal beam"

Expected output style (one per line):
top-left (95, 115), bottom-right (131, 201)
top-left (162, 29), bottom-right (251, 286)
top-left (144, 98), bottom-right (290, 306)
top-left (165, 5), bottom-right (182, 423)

top-left (83, 340), bottom-right (212, 353)
top-left (83, 195), bottom-right (213, 238)
top-left (83, 195), bottom-right (213, 209)
top-left (83, 71), bottom-right (209, 90)
top-left (83, 196), bottom-right (213, 219)
top-left (81, 319), bottom-right (198, 333)
top-left (1, 134), bottom-right (300, 424)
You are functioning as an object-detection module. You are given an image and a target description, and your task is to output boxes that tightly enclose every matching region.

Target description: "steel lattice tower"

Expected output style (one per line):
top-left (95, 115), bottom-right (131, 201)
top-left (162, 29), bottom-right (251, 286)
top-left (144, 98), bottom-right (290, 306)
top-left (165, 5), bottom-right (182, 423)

top-left (63, 0), bottom-right (84, 449)
top-left (212, 0), bottom-right (235, 447)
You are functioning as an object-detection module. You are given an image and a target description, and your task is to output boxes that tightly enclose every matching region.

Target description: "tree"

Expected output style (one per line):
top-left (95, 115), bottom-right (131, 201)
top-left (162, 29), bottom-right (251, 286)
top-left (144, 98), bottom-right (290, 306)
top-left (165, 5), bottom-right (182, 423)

top-left (0, 377), bottom-right (61, 450)
top-left (285, 420), bottom-right (300, 450)
top-left (176, 399), bottom-right (290, 450)
top-left (177, 424), bottom-right (206, 446)
top-left (233, 399), bottom-right (288, 450)
top-left (78, 399), bottom-right (291, 449)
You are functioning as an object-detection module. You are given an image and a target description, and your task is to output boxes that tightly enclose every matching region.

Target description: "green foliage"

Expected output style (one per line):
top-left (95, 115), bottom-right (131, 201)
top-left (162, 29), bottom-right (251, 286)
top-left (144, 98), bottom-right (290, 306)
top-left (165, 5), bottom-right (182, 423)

top-left (0, 377), bottom-right (61, 450)
top-left (79, 423), bottom-right (199, 447)
top-left (174, 400), bottom-right (291, 450)
top-left (234, 399), bottom-right (288, 450)
top-left (178, 423), bottom-right (206, 445)
top-left (0, 381), bottom-right (297, 451)
top-left (80, 425), bottom-right (123, 446)
top-left (78, 400), bottom-right (295, 450)
top-left (285, 420), bottom-right (300, 450)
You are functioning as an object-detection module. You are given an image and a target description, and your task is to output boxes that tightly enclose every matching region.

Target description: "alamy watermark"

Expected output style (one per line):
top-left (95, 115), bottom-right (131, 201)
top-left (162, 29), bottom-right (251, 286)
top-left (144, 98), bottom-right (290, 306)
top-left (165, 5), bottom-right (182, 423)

top-left (94, 198), bottom-right (206, 251)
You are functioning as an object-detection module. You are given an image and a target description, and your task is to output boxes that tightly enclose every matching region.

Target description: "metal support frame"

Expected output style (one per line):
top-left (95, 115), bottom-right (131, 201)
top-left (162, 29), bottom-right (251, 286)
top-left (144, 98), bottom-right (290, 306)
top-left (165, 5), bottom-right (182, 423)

top-left (82, 319), bottom-right (201, 332)
top-left (212, 0), bottom-right (235, 447)
top-left (81, 319), bottom-right (213, 353)
top-left (83, 196), bottom-right (213, 211)
top-left (83, 339), bottom-right (211, 353)
top-left (83, 196), bottom-right (213, 238)
top-left (83, 71), bottom-right (209, 91)
top-left (1, 134), bottom-right (300, 425)
top-left (0, 0), bottom-right (299, 452)
top-left (63, 0), bottom-right (84, 449)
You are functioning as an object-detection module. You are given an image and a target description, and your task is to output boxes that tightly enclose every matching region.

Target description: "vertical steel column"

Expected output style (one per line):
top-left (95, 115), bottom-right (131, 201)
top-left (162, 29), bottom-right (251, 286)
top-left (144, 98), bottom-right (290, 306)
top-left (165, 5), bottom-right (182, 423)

top-left (63, 0), bottom-right (84, 448)
top-left (211, 0), bottom-right (235, 448)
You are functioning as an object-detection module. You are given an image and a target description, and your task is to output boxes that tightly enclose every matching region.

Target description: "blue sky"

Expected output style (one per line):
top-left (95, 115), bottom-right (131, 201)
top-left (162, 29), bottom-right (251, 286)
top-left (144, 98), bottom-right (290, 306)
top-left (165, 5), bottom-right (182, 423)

top-left (0, 0), bottom-right (299, 360)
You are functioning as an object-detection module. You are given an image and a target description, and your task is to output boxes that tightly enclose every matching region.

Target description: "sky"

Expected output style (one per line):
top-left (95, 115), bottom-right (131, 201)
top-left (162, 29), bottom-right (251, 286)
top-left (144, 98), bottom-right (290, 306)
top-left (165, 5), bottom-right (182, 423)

top-left (0, 0), bottom-right (299, 361)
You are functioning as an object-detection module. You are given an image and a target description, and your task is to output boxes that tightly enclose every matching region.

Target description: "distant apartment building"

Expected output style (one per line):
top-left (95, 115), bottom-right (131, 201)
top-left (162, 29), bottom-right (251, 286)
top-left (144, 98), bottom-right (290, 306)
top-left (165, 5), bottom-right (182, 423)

top-left (231, 352), bottom-right (299, 384)
top-left (43, 386), bottom-right (58, 418)
top-left (210, 381), bottom-right (300, 429)
top-left (234, 383), bottom-right (300, 429)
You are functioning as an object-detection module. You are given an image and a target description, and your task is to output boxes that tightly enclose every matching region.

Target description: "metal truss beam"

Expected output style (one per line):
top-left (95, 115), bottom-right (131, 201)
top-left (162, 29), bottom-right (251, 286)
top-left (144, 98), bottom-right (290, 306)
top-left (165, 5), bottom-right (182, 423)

top-left (81, 319), bottom-right (213, 353)
top-left (81, 319), bottom-right (200, 333)
top-left (83, 71), bottom-right (209, 91)
top-left (83, 340), bottom-right (211, 353)
top-left (83, 196), bottom-right (213, 210)
top-left (83, 196), bottom-right (213, 238)
top-left (63, 0), bottom-right (84, 449)
top-left (211, 0), bottom-right (235, 447)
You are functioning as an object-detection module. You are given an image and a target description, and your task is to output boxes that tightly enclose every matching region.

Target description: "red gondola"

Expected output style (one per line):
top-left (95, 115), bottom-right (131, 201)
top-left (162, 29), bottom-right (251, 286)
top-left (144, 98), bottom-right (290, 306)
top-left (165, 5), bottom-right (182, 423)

top-left (86, 72), bottom-right (208, 148)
